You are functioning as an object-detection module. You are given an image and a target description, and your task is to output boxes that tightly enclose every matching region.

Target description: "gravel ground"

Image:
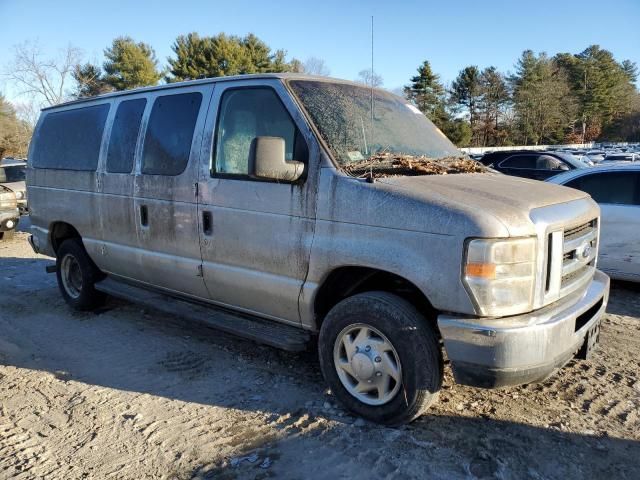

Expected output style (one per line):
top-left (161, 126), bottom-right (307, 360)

top-left (1, 230), bottom-right (639, 480)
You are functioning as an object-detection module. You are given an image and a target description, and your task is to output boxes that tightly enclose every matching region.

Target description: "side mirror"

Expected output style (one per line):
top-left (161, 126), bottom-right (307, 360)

top-left (250, 136), bottom-right (304, 182)
top-left (558, 164), bottom-right (570, 171)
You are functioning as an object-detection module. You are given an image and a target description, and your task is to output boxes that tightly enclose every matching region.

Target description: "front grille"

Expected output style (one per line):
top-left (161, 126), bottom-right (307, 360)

top-left (564, 221), bottom-right (595, 242)
top-left (560, 219), bottom-right (598, 293)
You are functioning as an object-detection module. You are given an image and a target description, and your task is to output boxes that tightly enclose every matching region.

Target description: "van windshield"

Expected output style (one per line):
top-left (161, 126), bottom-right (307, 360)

top-left (288, 80), bottom-right (482, 177)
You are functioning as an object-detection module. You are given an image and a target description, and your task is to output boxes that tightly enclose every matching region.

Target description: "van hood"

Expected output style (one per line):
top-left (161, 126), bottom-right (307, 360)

top-left (376, 173), bottom-right (589, 236)
top-left (319, 170), bottom-right (592, 239)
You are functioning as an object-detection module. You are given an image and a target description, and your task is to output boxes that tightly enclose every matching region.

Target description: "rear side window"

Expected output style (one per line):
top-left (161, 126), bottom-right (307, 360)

top-left (142, 92), bottom-right (202, 176)
top-left (32, 104), bottom-right (109, 171)
top-left (106, 98), bottom-right (147, 173)
top-left (500, 155), bottom-right (537, 169)
top-left (536, 155), bottom-right (565, 170)
top-left (566, 172), bottom-right (640, 205)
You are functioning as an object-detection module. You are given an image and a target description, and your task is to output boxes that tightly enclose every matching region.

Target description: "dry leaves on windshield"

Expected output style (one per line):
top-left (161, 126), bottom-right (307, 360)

top-left (343, 153), bottom-right (487, 178)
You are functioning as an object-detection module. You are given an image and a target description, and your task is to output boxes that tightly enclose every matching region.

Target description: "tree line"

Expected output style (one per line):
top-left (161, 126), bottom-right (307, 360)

top-left (2, 33), bottom-right (639, 158)
top-left (406, 46), bottom-right (639, 146)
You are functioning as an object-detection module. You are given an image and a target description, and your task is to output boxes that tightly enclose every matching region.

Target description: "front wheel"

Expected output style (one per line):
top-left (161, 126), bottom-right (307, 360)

top-left (56, 239), bottom-right (105, 311)
top-left (318, 291), bottom-right (443, 425)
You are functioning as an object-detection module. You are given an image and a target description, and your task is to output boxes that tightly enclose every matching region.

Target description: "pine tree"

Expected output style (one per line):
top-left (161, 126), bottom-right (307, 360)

top-left (556, 46), bottom-right (637, 141)
top-left (72, 63), bottom-right (113, 98)
top-left (477, 66), bottom-right (510, 146)
top-left (103, 37), bottom-right (162, 90)
top-left (0, 94), bottom-right (31, 158)
top-left (404, 61), bottom-right (448, 126)
top-left (167, 32), bottom-right (298, 82)
top-left (166, 33), bottom-right (217, 81)
top-left (451, 66), bottom-right (482, 141)
top-left (510, 51), bottom-right (577, 145)
top-left (621, 60), bottom-right (638, 83)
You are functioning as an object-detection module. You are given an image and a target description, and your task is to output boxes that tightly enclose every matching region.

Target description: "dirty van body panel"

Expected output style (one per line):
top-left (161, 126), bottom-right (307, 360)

top-left (300, 167), bottom-right (502, 325)
top-left (92, 94), bottom-right (148, 281)
top-left (197, 79), bottom-right (318, 325)
top-left (27, 99), bottom-right (110, 259)
top-left (130, 85), bottom-right (214, 299)
top-left (376, 174), bottom-right (590, 237)
top-left (29, 170), bottom-right (100, 252)
top-left (302, 169), bottom-right (594, 324)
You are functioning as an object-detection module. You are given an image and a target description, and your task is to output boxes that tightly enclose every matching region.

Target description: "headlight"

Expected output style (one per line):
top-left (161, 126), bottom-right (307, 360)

top-left (463, 237), bottom-right (537, 317)
top-left (15, 191), bottom-right (24, 200)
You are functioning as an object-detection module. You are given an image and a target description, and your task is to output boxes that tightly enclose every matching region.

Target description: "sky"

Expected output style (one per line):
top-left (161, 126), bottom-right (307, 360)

top-left (1, 0), bottom-right (639, 103)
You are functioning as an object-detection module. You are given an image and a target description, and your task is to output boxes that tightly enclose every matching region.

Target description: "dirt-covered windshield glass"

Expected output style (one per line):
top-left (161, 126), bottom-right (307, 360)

top-left (289, 80), bottom-right (475, 177)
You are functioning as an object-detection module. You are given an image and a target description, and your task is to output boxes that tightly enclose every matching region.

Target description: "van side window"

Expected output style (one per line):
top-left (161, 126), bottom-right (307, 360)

top-left (213, 88), bottom-right (308, 176)
top-left (32, 104), bottom-right (109, 171)
top-left (106, 98), bottom-right (147, 173)
top-left (142, 92), bottom-right (202, 176)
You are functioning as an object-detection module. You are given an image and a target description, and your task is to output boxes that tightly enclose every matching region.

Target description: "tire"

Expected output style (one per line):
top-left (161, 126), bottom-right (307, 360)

top-left (56, 239), bottom-right (105, 311)
top-left (318, 291), bottom-right (443, 425)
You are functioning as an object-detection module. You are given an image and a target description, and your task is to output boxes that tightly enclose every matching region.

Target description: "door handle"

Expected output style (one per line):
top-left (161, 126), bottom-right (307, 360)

top-left (140, 205), bottom-right (148, 227)
top-left (202, 211), bottom-right (212, 236)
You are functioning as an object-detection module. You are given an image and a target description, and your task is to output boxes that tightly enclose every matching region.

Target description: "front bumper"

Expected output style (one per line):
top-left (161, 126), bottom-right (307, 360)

top-left (0, 209), bottom-right (20, 232)
top-left (438, 269), bottom-right (610, 388)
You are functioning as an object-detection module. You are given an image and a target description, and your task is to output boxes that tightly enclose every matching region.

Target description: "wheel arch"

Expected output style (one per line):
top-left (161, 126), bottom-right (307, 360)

top-left (313, 266), bottom-right (437, 331)
top-left (49, 221), bottom-right (82, 254)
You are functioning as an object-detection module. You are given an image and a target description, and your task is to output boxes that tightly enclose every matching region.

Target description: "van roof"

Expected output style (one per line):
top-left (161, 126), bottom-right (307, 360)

top-left (43, 73), bottom-right (365, 111)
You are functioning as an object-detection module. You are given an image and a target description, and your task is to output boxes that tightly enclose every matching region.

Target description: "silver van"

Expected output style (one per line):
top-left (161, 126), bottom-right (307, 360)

top-left (27, 74), bottom-right (609, 425)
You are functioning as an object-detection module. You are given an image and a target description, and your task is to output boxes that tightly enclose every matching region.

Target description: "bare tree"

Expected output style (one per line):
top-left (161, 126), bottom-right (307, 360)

top-left (14, 100), bottom-right (41, 129)
top-left (356, 69), bottom-right (383, 87)
top-left (302, 57), bottom-right (331, 76)
top-left (4, 41), bottom-right (82, 106)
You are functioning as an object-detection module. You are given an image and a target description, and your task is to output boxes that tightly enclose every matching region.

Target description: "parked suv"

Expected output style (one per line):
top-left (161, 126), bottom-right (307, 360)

top-left (480, 150), bottom-right (586, 180)
top-left (27, 74), bottom-right (609, 424)
top-left (0, 159), bottom-right (28, 214)
top-left (0, 185), bottom-right (19, 240)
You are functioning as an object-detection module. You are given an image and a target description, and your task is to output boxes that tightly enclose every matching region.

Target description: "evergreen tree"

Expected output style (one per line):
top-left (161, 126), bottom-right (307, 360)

top-left (621, 60), bottom-right (638, 83)
top-left (167, 32), bottom-right (298, 81)
top-left (404, 61), bottom-right (448, 126)
top-left (0, 94), bottom-right (31, 158)
top-left (103, 37), bottom-right (162, 90)
top-left (166, 33), bottom-right (217, 81)
top-left (440, 118), bottom-right (472, 147)
top-left (510, 51), bottom-right (577, 145)
top-left (555, 46), bottom-right (637, 141)
top-left (451, 66), bottom-right (482, 141)
top-left (477, 66), bottom-right (510, 146)
top-left (72, 63), bottom-right (113, 98)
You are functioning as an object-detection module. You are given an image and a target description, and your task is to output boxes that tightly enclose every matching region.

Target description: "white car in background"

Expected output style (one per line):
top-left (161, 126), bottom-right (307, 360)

top-left (548, 165), bottom-right (640, 282)
top-left (586, 151), bottom-right (606, 163)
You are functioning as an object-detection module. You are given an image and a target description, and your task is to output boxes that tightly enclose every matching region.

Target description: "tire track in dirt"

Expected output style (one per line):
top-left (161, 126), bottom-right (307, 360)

top-left (1, 234), bottom-right (640, 479)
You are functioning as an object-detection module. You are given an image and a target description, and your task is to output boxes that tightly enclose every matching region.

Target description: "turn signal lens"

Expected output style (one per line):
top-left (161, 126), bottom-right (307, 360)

top-left (465, 263), bottom-right (496, 279)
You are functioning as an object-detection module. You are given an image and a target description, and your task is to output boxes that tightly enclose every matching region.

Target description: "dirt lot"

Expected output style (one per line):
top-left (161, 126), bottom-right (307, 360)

top-left (1, 230), bottom-right (639, 480)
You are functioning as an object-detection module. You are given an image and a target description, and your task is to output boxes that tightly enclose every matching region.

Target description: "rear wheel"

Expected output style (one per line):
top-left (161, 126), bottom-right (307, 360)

top-left (56, 239), bottom-right (105, 310)
top-left (318, 291), bottom-right (443, 425)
